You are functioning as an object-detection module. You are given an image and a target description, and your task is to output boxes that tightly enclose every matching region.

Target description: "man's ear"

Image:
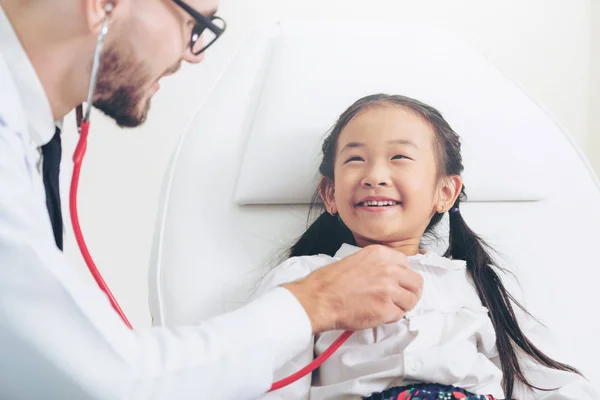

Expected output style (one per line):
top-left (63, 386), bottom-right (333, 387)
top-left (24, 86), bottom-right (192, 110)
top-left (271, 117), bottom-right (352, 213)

top-left (82, 0), bottom-right (118, 33)
top-left (318, 177), bottom-right (337, 215)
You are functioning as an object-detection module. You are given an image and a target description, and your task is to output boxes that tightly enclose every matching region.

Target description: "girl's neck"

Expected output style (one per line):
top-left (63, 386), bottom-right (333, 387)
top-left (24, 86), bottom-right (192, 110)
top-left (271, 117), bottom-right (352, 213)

top-left (354, 236), bottom-right (421, 256)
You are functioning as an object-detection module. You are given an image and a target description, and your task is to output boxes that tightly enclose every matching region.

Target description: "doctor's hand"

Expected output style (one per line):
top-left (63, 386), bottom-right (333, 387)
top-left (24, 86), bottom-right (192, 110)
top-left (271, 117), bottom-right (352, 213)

top-left (282, 245), bottom-right (423, 334)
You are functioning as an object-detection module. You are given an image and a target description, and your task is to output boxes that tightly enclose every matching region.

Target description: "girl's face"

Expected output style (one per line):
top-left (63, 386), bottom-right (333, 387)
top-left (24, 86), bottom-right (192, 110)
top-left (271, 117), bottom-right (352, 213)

top-left (321, 105), bottom-right (461, 254)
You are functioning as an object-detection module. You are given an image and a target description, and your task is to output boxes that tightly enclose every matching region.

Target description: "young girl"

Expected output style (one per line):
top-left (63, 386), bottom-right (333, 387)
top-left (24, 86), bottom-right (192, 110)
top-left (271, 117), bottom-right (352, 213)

top-left (256, 94), bottom-right (597, 399)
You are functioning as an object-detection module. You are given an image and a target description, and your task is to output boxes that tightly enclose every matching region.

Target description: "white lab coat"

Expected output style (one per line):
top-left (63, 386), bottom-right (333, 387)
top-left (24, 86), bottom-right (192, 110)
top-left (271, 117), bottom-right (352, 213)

top-left (0, 6), bottom-right (311, 400)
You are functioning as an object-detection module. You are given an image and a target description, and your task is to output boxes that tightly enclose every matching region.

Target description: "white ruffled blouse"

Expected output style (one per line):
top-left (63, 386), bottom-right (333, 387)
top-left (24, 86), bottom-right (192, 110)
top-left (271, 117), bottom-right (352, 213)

top-left (257, 244), bottom-right (598, 400)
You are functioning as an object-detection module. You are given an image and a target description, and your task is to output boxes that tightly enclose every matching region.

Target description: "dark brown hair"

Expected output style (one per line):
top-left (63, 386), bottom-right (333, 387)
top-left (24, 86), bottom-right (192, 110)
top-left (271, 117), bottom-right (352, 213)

top-left (288, 94), bottom-right (582, 397)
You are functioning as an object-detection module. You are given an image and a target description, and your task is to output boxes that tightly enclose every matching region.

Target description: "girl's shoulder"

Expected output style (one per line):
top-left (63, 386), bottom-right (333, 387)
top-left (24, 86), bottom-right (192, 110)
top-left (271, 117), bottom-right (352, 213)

top-left (254, 254), bottom-right (336, 297)
top-left (408, 252), bottom-right (467, 271)
top-left (407, 252), bottom-right (484, 312)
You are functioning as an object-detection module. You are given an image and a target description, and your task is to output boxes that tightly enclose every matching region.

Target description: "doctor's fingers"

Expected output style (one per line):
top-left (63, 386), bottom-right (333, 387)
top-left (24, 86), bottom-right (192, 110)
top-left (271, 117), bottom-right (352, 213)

top-left (361, 244), bottom-right (410, 267)
top-left (362, 282), bottom-right (419, 325)
top-left (366, 252), bottom-right (423, 298)
top-left (390, 266), bottom-right (424, 299)
top-left (382, 285), bottom-right (421, 323)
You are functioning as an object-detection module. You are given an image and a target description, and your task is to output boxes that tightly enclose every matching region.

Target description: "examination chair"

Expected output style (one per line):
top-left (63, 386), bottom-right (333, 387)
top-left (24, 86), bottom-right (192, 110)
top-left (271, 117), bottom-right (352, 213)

top-left (148, 22), bottom-right (600, 389)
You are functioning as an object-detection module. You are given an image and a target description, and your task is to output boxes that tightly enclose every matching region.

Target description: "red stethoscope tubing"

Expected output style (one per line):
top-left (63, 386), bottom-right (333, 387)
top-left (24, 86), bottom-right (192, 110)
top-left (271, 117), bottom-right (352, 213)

top-left (70, 119), bottom-right (133, 330)
top-left (69, 123), bottom-right (354, 391)
top-left (73, 4), bottom-right (357, 380)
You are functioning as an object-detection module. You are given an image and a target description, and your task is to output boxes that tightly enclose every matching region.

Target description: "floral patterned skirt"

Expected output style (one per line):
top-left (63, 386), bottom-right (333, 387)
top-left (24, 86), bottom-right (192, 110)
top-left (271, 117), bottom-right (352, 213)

top-left (363, 383), bottom-right (513, 400)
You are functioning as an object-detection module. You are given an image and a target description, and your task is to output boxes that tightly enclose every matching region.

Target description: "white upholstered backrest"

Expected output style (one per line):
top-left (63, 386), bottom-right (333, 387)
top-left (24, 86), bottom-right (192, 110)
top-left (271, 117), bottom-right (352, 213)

top-left (149, 22), bottom-right (600, 387)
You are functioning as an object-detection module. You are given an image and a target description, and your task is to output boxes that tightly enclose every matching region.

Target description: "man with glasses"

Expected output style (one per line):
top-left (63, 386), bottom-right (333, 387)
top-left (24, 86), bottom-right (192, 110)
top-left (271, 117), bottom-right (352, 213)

top-left (0, 0), bottom-right (423, 398)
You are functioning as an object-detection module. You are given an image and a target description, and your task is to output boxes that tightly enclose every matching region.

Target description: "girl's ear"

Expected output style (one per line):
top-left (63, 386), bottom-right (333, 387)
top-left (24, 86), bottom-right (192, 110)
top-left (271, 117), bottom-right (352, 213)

top-left (318, 177), bottom-right (338, 215)
top-left (436, 175), bottom-right (463, 212)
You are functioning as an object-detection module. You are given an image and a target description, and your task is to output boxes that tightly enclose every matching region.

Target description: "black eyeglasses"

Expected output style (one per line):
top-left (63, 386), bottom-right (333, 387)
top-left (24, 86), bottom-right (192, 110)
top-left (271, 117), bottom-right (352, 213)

top-left (171, 0), bottom-right (227, 56)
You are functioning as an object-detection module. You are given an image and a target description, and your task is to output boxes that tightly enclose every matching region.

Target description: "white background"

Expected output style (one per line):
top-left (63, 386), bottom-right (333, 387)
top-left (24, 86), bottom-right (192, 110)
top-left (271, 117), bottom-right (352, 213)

top-left (60, 0), bottom-right (599, 329)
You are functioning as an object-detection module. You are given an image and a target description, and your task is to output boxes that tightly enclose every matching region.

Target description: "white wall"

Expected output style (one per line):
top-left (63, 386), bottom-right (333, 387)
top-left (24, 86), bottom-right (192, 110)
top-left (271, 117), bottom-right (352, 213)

top-left (60, 0), bottom-right (595, 329)
top-left (590, 0), bottom-right (600, 173)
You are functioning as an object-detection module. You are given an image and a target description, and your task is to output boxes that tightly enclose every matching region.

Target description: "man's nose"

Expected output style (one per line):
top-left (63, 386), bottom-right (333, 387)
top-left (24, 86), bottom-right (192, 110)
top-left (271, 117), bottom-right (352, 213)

top-left (183, 37), bottom-right (206, 64)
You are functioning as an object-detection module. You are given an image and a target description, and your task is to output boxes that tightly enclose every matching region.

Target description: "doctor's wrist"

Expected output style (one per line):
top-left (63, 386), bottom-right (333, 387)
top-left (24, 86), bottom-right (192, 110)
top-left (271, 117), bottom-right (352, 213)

top-left (282, 279), bottom-right (335, 335)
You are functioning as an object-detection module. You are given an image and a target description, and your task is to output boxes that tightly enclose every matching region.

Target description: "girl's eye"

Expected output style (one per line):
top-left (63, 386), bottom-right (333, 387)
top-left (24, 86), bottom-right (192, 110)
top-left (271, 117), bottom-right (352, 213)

top-left (392, 154), bottom-right (409, 160)
top-left (345, 156), bottom-right (364, 163)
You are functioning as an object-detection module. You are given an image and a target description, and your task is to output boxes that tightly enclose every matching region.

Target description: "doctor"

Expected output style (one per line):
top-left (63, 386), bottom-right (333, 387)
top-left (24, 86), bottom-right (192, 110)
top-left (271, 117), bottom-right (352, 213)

top-left (0, 0), bottom-right (425, 399)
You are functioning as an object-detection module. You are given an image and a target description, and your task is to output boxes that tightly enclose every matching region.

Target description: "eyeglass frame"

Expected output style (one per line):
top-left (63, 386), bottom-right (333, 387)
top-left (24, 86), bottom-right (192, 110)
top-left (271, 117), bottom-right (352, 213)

top-left (171, 0), bottom-right (227, 56)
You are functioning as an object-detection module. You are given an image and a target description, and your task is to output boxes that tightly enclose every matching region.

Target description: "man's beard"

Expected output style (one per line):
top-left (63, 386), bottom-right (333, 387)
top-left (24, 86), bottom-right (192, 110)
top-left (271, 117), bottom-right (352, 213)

top-left (93, 44), bottom-right (153, 128)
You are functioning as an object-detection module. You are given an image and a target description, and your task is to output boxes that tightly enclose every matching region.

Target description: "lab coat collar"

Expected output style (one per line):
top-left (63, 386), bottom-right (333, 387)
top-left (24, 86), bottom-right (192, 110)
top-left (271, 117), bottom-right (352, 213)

top-left (0, 4), bottom-right (55, 146)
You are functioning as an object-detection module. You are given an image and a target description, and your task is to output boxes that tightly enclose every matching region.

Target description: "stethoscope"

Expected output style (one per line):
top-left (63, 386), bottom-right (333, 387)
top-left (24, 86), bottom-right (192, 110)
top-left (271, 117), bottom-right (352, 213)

top-left (72, 2), bottom-right (353, 392)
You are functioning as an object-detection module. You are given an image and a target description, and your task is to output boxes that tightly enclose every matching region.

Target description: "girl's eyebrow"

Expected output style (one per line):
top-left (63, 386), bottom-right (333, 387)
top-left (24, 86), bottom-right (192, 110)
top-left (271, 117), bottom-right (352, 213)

top-left (387, 139), bottom-right (419, 148)
top-left (339, 142), bottom-right (364, 154)
top-left (339, 139), bottom-right (418, 154)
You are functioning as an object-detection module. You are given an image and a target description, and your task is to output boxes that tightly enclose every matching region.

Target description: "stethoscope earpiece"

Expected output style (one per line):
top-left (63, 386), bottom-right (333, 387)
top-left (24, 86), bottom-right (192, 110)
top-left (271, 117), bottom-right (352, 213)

top-left (104, 2), bottom-right (114, 13)
top-left (82, 3), bottom-right (112, 123)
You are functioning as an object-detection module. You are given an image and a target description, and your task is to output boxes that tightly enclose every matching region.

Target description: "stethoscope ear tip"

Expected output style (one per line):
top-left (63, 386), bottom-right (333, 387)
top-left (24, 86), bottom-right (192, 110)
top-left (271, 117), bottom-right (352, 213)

top-left (104, 2), bottom-right (114, 13)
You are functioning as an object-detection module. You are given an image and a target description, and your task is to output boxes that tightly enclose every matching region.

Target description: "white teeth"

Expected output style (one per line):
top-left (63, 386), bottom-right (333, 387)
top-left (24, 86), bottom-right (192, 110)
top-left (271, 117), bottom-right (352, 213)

top-left (362, 200), bottom-right (397, 206)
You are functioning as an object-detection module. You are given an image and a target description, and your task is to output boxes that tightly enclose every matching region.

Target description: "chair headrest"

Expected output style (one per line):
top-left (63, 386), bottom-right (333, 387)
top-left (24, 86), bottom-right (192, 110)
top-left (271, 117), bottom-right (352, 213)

top-left (234, 22), bottom-right (556, 205)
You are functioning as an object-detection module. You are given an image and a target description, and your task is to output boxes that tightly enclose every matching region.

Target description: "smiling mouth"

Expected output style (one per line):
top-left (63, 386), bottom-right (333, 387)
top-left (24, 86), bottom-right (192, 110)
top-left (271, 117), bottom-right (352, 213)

top-left (356, 200), bottom-right (401, 207)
